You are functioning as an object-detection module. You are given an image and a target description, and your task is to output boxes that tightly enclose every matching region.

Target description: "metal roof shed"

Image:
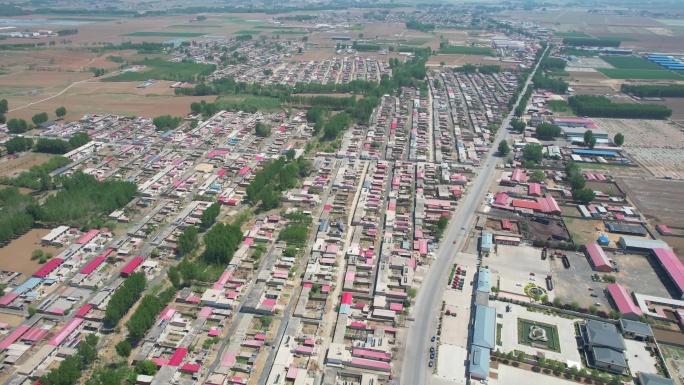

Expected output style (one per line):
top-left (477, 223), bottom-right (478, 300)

top-left (472, 305), bottom-right (496, 349)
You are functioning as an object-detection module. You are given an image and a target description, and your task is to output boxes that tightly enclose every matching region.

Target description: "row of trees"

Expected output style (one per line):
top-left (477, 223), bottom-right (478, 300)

top-left (568, 95), bottom-right (672, 119)
top-left (34, 132), bottom-right (91, 154)
top-left (0, 99), bottom-right (6, 124)
top-left (541, 58), bottom-right (567, 71)
top-left (202, 222), bottom-right (242, 265)
top-left (405, 19), bottom-right (435, 32)
top-left (126, 287), bottom-right (177, 344)
top-left (351, 42), bottom-right (381, 52)
top-left (152, 115), bottom-right (183, 130)
top-left (533, 74), bottom-right (569, 94)
top-left (0, 156), bottom-right (70, 190)
top-left (176, 226), bottom-right (199, 257)
top-left (6, 118), bottom-right (30, 134)
top-left (0, 187), bottom-right (36, 245)
top-left (4, 136), bottom-right (33, 154)
top-left (38, 171), bottom-right (138, 227)
top-left (105, 272), bottom-right (147, 326)
top-left (282, 95), bottom-right (356, 110)
top-left (200, 202), bottom-right (220, 229)
top-left (246, 156), bottom-right (312, 210)
top-left (278, 223), bottom-right (310, 246)
top-left (562, 37), bottom-right (620, 47)
top-left (39, 334), bottom-right (99, 385)
top-left (535, 123), bottom-right (562, 139)
top-left (621, 83), bottom-right (684, 98)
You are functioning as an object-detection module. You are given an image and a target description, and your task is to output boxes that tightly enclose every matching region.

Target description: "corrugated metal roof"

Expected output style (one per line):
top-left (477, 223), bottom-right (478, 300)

top-left (473, 305), bottom-right (496, 349)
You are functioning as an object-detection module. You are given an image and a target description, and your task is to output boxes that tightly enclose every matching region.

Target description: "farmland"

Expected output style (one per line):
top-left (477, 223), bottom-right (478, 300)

top-left (121, 31), bottom-right (208, 37)
top-left (438, 45), bottom-right (494, 55)
top-left (599, 56), bottom-right (664, 70)
top-left (597, 68), bottom-right (684, 80)
top-left (617, 177), bottom-right (684, 227)
top-left (101, 58), bottom-right (215, 82)
top-left (234, 30), bottom-right (263, 35)
top-left (554, 32), bottom-right (593, 38)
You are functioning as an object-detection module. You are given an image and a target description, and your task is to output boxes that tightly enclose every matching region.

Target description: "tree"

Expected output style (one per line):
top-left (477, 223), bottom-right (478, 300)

top-left (609, 376), bottom-right (621, 385)
top-left (584, 130), bottom-right (594, 147)
top-left (152, 115), bottom-right (182, 130)
top-left (407, 287), bottom-right (417, 299)
top-left (510, 118), bottom-right (526, 132)
top-left (588, 137), bottom-right (597, 149)
top-left (589, 305), bottom-right (598, 315)
top-left (136, 360), bottom-right (158, 375)
top-left (522, 144), bottom-right (543, 163)
top-left (115, 340), bottom-right (132, 358)
top-left (572, 188), bottom-right (595, 204)
top-left (614, 132), bottom-right (624, 146)
top-left (55, 106), bottom-right (67, 119)
top-left (260, 315), bottom-right (273, 329)
top-left (200, 202), bottom-right (220, 229)
top-left (0, 99), bottom-right (7, 114)
top-left (569, 173), bottom-right (586, 190)
top-left (32, 112), bottom-right (49, 126)
top-left (538, 357), bottom-right (546, 367)
top-left (28, 307), bottom-right (36, 316)
top-left (5, 137), bottom-right (34, 155)
top-left (498, 140), bottom-right (510, 155)
top-left (553, 296), bottom-right (562, 306)
top-left (6, 118), bottom-right (29, 134)
top-left (529, 170), bottom-right (545, 183)
top-left (255, 122), bottom-right (271, 138)
top-left (0, 114), bottom-right (5, 124)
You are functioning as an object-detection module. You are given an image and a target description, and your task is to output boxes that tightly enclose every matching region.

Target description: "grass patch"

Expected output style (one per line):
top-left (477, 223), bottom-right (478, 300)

top-left (518, 318), bottom-right (561, 352)
top-left (597, 68), bottom-right (684, 80)
top-left (372, 37), bottom-right (432, 46)
top-left (439, 45), bottom-right (494, 55)
top-left (345, 24), bottom-right (365, 30)
top-left (234, 30), bottom-right (262, 35)
top-left (497, 323), bottom-right (503, 346)
top-left (121, 31), bottom-right (206, 37)
top-left (215, 94), bottom-right (282, 112)
top-left (101, 58), bottom-right (215, 82)
top-left (577, 162), bottom-right (630, 170)
top-left (599, 55), bottom-right (664, 70)
top-left (547, 100), bottom-right (575, 116)
top-left (555, 32), bottom-right (593, 38)
top-left (168, 24), bottom-right (223, 28)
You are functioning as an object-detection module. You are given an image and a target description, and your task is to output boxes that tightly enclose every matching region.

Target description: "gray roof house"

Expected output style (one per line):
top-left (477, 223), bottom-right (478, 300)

top-left (582, 319), bottom-right (628, 374)
top-left (638, 372), bottom-right (675, 385)
top-left (620, 319), bottom-right (654, 341)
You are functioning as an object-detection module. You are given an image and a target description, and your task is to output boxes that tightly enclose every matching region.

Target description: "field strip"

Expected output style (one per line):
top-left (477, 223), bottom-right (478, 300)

top-left (8, 70), bottom-right (121, 113)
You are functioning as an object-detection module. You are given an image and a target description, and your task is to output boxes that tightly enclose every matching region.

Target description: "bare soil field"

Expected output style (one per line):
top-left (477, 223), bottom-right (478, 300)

top-left (0, 153), bottom-right (54, 177)
top-left (427, 54), bottom-right (501, 67)
top-left (0, 229), bottom-right (63, 276)
top-left (564, 218), bottom-right (604, 246)
top-left (596, 118), bottom-right (684, 178)
top-left (616, 177), bottom-right (684, 227)
top-left (640, 98), bottom-right (684, 125)
top-left (662, 237), bottom-right (684, 258)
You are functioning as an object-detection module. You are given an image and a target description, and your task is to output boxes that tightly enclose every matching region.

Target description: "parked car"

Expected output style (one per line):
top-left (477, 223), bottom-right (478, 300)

top-left (431, 336), bottom-right (436, 342)
top-left (429, 360), bottom-right (434, 367)
top-left (430, 346), bottom-right (435, 353)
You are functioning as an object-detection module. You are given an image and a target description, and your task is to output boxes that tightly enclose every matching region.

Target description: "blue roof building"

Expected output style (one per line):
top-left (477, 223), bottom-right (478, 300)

top-left (473, 305), bottom-right (496, 349)
top-left (481, 232), bottom-right (493, 253)
top-left (469, 345), bottom-right (491, 380)
top-left (476, 268), bottom-right (491, 293)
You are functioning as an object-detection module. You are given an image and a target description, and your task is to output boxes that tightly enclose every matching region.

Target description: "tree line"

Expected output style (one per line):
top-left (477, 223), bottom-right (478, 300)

top-left (5, 137), bottom-right (33, 154)
top-left (535, 123), bottom-right (562, 139)
top-left (621, 84), bottom-right (684, 98)
top-left (405, 19), bottom-right (435, 32)
top-left (0, 156), bottom-right (70, 190)
top-left (153, 115), bottom-right (183, 130)
top-left (566, 162), bottom-right (595, 204)
top-left (57, 29), bottom-right (78, 36)
top-left (246, 156), bottom-right (312, 211)
top-left (562, 37), bottom-right (620, 47)
top-left (202, 222), bottom-right (242, 265)
top-left (39, 334), bottom-right (99, 385)
top-left (254, 122), bottom-right (271, 138)
top-left (34, 132), bottom-right (91, 154)
top-left (200, 202), bottom-right (220, 229)
top-left (37, 171), bottom-right (138, 227)
top-left (105, 272), bottom-right (147, 326)
top-left (541, 58), bottom-right (567, 71)
top-left (126, 286), bottom-right (177, 344)
top-left (568, 95), bottom-right (672, 119)
top-left (0, 187), bottom-right (36, 245)
top-left (533, 73), bottom-right (569, 94)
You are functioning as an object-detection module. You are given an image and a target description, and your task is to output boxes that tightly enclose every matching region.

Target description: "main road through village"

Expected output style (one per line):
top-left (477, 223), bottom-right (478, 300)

top-left (400, 46), bottom-right (548, 385)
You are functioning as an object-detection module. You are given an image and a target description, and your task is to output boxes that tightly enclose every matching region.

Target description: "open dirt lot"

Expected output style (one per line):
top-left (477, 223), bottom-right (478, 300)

top-left (550, 249), bottom-right (613, 311)
top-left (596, 118), bottom-right (684, 178)
top-left (0, 229), bottom-right (63, 276)
top-left (488, 245), bottom-right (553, 298)
top-left (0, 153), bottom-right (55, 177)
top-left (612, 253), bottom-right (675, 297)
top-left (617, 177), bottom-right (684, 227)
top-left (640, 98), bottom-right (684, 126)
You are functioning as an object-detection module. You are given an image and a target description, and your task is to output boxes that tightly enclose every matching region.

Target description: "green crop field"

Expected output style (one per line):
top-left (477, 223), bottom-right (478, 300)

top-left (50, 17), bottom-right (118, 22)
top-left (555, 32), bottom-right (593, 38)
top-left (371, 37), bottom-right (432, 46)
top-left (599, 56), bottom-right (664, 70)
top-left (597, 68), bottom-right (684, 80)
top-left (168, 25), bottom-right (222, 28)
top-left (234, 30), bottom-right (262, 35)
top-left (439, 45), bottom-right (493, 55)
top-left (345, 24), bottom-right (365, 30)
top-left (269, 31), bottom-right (309, 35)
top-left (597, 36), bottom-right (640, 42)
top-left (101, 58), bottom-right (215, 82)
top-left (121, 32), bottom-right (207, 37)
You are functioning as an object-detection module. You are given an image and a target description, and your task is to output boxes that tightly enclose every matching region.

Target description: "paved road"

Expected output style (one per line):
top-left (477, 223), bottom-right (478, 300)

top-left (400, 46), bottom-right (547, 385)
